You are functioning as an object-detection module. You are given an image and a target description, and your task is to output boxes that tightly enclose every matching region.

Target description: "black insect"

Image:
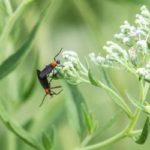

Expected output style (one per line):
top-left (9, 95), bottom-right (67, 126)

top-left (39, 48), bottom-right (62, 79)
top-left (37, 70), bottom-right (62, 106)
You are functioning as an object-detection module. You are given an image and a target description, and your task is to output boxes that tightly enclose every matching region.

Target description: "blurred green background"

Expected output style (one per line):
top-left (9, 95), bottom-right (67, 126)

top-left (0, 0), bottom-right (150, 150)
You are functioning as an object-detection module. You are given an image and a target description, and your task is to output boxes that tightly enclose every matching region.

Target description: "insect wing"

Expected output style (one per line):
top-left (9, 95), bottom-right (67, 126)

top-left (40, 65), bottom-right (52, 78)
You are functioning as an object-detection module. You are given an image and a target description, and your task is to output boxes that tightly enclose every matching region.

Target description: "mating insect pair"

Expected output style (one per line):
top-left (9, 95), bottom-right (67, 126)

top-left (37, 49), bottom-right (63, 106)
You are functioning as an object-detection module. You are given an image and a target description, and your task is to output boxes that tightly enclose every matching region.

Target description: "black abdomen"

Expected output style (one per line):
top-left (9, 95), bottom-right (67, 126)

top-left (37, 70), bottom-right (49, 89)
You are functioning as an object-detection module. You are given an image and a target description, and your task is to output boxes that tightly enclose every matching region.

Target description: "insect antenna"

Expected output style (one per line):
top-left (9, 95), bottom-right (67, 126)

top-left (39, 94), bottom-right (47, 107)
top-left (54, 48), bottom-right (63, 60)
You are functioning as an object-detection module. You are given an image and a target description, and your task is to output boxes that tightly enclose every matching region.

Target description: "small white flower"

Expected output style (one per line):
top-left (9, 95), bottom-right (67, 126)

top-left (103, 45), bottom-right (113, 54)
top-left (59, 50), bottom-right (89, 84)
top-left (96, 56), bottom-right (105, 64)
top-left (62, 50), bottom-right (80, 66)
top-left (141, 6), bottom-right (150, 18)
top-left (62, 50), bottom-right (78, 60)
top-left (136, 68), bottom-right (147, 76)
top-left (89, 53), bottom-right (96, 62)
top-left (136, 40), bottom-right (148, 52)
top-left (136, 66), bottom-right (150, 81)
top-left (114, 33), bottom-right (122, 40)
top-left (122, 37), bottom-right (130, 44)
top-left (62, 50), bottom-right (77, 57)
top-left (136, 14), bottom-right (148, 26)
top-left (104, 41), bottom-right (128, 60)
top-left (128, 48), bottom-right (137, 61)
top-left (63, 62), bottom-right (74, 70)
top-left (89, 53), bottom-right (106, 65)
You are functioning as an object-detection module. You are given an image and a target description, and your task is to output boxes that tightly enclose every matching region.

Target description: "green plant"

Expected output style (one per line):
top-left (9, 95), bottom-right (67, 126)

top-left (55, 5), bottom-right (150, 150)
top-left (0, 1), bottom-right (55, 150)
top-left (0, 1), bottom-right (150, 150)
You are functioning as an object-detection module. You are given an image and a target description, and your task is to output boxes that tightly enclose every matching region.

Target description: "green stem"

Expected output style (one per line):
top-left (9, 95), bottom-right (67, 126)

top-left (126, 81), bottom-right (146, 133)
top-left (81, 135), bottom-right (93, 147)
top-left (97, 81), bottom-right (132, 118)
top-left (78, 75), bottom-right (149, 150)
top-left (117, 59), bottom-right (137, 77)
top-left (4, 0), bottom-right (13, 16)
top-left (7, 132), bottom-right (16, 150)
top-left (88, 68), bottom-right (132, 117)
top-left (129, 129), bottom-right (142, 136)
top-left (76, 128), bottom-right (142, 150)
top-left (77, 129), bottom-right (127, 150)
top-left (81, 78), bottom-right (90, 84)
top-left (0, 102), bottom-right (43, 150)
top-left (79, 62), bottom-right (88, 74)
top-left (0, 0), bottom-right (34, 47)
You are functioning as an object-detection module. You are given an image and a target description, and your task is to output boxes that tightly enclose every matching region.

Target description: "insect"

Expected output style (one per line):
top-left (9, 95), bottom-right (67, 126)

top-left (37, 70), bottom-right (62, 106)
top-left (39, 48), bottom-right (62, 79)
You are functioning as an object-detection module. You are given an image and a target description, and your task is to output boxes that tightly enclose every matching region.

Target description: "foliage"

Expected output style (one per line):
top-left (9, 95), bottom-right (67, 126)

top-left (0, 1), bottom-right (150, 150)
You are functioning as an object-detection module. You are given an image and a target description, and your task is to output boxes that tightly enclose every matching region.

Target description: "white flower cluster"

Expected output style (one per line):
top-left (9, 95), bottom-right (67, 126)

top-left (89, 43), bottom-right (130, 69)
top-left (136, 62), bottom-right (150, 82)
top-left (114, 5), bottom-right (150, 57)
top-left (57, 50), bottom-right (88, 84)
top-left (89, 40), bottom-right (130, 69)
top-left (89, 6), bottom-right (150, 77)
top-left (115, 6), bottom-right (150, 54)
top-left (58, 6), bottom-right (150, 84)
top-left (62, 51), bottom-right (79, 66)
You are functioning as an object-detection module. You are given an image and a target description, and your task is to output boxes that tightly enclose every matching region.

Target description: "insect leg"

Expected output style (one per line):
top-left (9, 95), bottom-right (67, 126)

top-left (47, 70), bottom-right (55, 84)
top-left (39, 94), bottom-right (47, 107)
top-left (51, 85), bottom-right (62, 89)
top-left (51, 89), bottom-right (63, 95)
top-left (48, 69), bottom-right (60, 85)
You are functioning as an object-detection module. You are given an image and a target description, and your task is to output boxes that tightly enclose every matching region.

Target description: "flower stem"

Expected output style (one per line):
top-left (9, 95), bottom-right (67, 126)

top-left (97, 81), bottom-right (132, 118)
top-left (4, 0), bottom-right (13, 16)
top-left (76, 129), bottom-right (127, 150)
top-left (76, 78), bottom-right (149, 150)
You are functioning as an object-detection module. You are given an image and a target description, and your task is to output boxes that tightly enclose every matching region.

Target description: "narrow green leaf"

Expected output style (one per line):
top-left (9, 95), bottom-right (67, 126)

top-left (3, 0), bottom-right (13, 16)
top-left (135, 117), bottom-right (149, 144)
top-left (88, 70), bottom-right (100, 87)
top-left (100, 68), bottom-right (120, 94)
top-left (23, 119), bottom-right (34, 130)
top-left (20, 53), bottom-right (39, 101)
top-left (144, 78), bottom-right (150, 83)
top-left (82, 104), bottom-right (96, 134)
top-left (42, 134), bottom-right (51, 150)
top-left (21, 74), bottom-right (37, 100)
top-left (64, 82), bottom-right (89, 139)
top-left (91, 110), bottom-right (122, 141)
top-left (89, 70), bottom-right (132, 118)
top-left (147, 43), bottom-right (150, 50)
top-left (6, 121), bottom-right (41, 149)
top-left (0, 102), bottom-right (42, 150)
top-left (0, 0), bottom-right (35, 45)
top-left (42, 131), bottom-right (54, 150)
top-left (126, 92), bottom-right (143, 109)
top-left (0, 23), bottom-right (37, 79)
top-left (0, 2), bottom-right (52, 150)
top-left (147, 35), bottom-right (150, 49)
top-left (0, 1), bottom-right (51, 80)
top-left (126, 92), bottom-right (150, 115)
